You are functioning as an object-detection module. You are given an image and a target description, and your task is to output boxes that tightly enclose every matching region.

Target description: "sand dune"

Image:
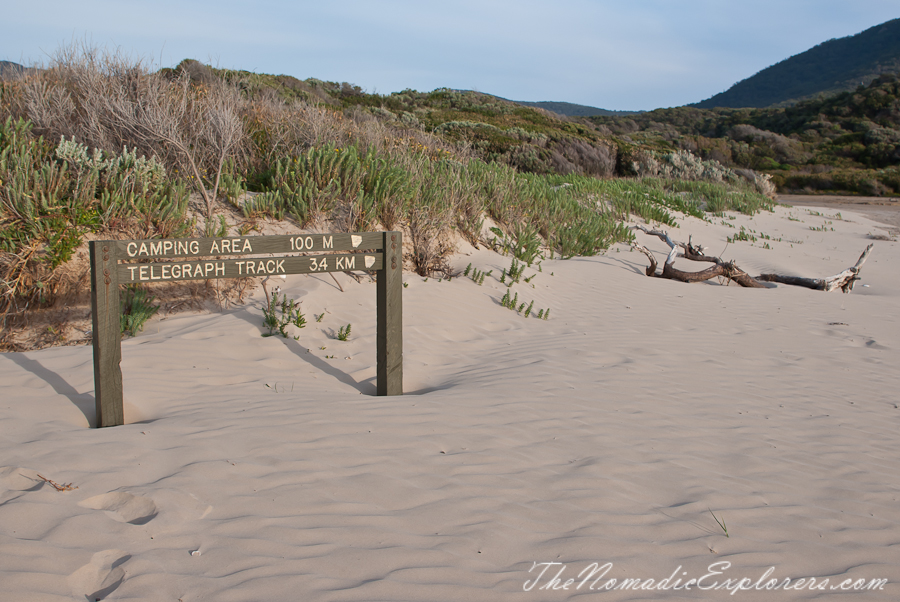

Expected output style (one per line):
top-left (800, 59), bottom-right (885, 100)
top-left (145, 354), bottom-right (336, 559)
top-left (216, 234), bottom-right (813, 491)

top-left (1, 204), bottom-right (898, 601)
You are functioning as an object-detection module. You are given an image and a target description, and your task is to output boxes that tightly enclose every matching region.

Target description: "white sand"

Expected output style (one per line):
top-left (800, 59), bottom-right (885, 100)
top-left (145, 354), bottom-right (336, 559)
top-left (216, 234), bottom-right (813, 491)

top-left (2, 205), bottom-right (899, 601)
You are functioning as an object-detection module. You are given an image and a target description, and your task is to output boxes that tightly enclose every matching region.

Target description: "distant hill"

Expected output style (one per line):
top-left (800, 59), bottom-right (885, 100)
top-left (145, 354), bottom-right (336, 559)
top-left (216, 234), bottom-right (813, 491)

top-left (513, 100), bottom-right (638, 117)
top-left (0, 60), bottom-right (31, 79)
top-left (695, 18), bottom-right (900, 109)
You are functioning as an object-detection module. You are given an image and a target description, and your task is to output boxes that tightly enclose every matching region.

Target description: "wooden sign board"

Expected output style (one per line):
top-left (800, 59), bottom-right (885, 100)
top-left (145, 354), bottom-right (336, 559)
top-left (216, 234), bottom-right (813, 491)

top-left (89, 231), bottom-right (403, 428)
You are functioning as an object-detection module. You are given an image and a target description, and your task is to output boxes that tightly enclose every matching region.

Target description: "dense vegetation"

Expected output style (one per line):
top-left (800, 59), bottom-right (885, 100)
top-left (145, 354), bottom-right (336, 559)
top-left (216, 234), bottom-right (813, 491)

top-left (0, 47), bottom-right (774, 350)
top-left (695, 18), bottom-right (900, 109)
top-left (592, 74), bottom-right (900, 196)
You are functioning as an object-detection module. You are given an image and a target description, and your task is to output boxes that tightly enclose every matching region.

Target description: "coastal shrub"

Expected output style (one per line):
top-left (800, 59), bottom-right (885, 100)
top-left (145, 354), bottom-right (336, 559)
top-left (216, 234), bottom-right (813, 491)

top-left (249, 145), bottom-right (411, 230)
top-left (548, 137), bottom-right (616, 177)
top-left (491, 223), bottom-right (543, 265)
top-left (777, 167), bottom-right (899, 196)
top-left (0, 117), bottom-right (191, 321)
top-left (21, 44), bottom-right (247, 221)
top-left (55, 137), bottom-right (192, 238)
top-left (406, 188), bottom-right (452, 277)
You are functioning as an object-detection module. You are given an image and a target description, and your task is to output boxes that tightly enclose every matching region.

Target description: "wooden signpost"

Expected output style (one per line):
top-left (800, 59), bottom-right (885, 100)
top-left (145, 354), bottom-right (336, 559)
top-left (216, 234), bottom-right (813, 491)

top-left (89, 231), bottom-right (403, 428)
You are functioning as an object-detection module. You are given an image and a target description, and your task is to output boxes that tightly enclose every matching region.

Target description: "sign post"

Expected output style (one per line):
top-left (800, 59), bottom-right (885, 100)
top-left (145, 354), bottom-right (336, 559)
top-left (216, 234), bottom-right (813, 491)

top-left (377, 231), bottom-right (403, 396)
top-left (89, 241), bottom-right (124, 427)
top-left (89, 231), bottom-right (403, 427)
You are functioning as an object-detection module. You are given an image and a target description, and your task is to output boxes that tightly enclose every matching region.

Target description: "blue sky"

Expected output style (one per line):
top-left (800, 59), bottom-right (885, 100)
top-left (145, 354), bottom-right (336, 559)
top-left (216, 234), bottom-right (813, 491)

top-left (2, 1), bottom-right (897, 111)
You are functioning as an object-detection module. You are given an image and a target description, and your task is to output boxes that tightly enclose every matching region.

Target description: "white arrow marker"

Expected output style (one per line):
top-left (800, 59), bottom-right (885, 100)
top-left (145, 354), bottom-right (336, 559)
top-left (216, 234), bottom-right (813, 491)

top-left (351, 235), bottom-right (362, 248)
top-left (365, 255), bottom-right (375, 268)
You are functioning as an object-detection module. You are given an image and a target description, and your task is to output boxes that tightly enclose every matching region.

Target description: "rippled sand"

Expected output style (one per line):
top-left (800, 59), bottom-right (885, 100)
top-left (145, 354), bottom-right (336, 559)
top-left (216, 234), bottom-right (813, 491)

top-left (2, 203), bottom-right (898, 601)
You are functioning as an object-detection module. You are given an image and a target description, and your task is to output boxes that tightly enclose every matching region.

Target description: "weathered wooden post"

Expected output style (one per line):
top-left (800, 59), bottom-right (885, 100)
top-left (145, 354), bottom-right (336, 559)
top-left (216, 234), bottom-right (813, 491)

top-left (377, 231), bottom-right (403, 395)
top-left (89, 240), bottom-right (125, 427)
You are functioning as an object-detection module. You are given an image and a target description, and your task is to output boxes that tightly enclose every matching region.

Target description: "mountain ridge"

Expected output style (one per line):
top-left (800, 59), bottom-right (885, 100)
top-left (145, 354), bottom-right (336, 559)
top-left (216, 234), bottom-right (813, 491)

top-left (511, 100), bottom-right (639, 117)
top-left (694, 18), bottom-right (900, 109)
top-left (0, 60), bottom-right (31, 79)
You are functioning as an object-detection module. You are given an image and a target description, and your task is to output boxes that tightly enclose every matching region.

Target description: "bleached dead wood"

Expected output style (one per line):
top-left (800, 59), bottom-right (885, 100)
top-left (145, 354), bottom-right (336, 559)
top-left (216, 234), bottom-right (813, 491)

top-left (756, 244), bottom-right (873, 292)
top-left (632, 225), bottom-right (872, 292)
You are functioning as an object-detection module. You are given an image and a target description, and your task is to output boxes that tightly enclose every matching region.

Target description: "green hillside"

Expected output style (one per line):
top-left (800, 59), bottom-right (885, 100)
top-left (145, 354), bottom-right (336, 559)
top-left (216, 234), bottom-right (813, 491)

top-left (191, 62), bottom-right (620, 178)
top-left (695, 18), bottom-right (900, 109)
top-left (592, 74), bottom-right (900, 195)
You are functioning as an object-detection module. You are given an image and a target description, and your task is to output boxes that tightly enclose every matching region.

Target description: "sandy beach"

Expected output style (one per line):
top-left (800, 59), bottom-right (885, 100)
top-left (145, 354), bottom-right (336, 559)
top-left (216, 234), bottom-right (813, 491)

top-left (778, 194), bottom-right (900, 231)
top-left (1, 202), bottom-right (898, 601)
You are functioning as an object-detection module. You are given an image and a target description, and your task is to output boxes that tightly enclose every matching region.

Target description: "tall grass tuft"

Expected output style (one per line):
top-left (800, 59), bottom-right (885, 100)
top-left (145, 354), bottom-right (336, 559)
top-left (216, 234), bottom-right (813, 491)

top-left (120, 284), bottom-right (159, 337)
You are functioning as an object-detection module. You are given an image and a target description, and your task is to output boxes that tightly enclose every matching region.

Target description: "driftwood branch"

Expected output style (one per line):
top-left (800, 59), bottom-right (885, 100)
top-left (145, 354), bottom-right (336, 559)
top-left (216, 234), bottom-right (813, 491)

top-left (632, 225), bottom-right (765, 288)
top-left (756, 244), bottom-right (873, 292)
top-left (632, 226), bottom-right (872, 292)
top-left (632, 243), bottom-right (658, 276)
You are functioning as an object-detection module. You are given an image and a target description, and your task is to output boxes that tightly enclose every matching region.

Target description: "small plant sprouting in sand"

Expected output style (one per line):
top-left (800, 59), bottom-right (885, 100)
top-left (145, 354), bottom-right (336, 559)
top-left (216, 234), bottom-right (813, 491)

top-left (262, 292), bottom-right (307, 339)
top-left (726, 226), bottom-right (756, 244)
top-left (120, 285), bottom-right (160, 337)
top-left (500, 290), bottom-right (548, 319)
top-left (500, 289), bottom-right (518, 310)
top-left (315, 313), bottom-right (325, 323)
top-left (202, 214), bottom-right (229, 238)
top-left (220, 166), bottom-right (246, 207)
top-left (500, 258), bottom-right (526, 286)
top-left (809, 221), bottom-right (834, 232)
top-left (464, 263), bottom-right (492, 286)
top-left (709, 508), bottom-right (729, 538)
top-left (337, 323), bottom-right (352, 341)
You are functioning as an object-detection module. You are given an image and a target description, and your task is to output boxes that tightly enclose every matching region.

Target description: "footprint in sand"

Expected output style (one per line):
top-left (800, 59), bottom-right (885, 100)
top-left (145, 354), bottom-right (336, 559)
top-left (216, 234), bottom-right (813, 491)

top-left (79, 492), bottom-right (158, 525)
top-left (67, 549), bottom-right (130, 601)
